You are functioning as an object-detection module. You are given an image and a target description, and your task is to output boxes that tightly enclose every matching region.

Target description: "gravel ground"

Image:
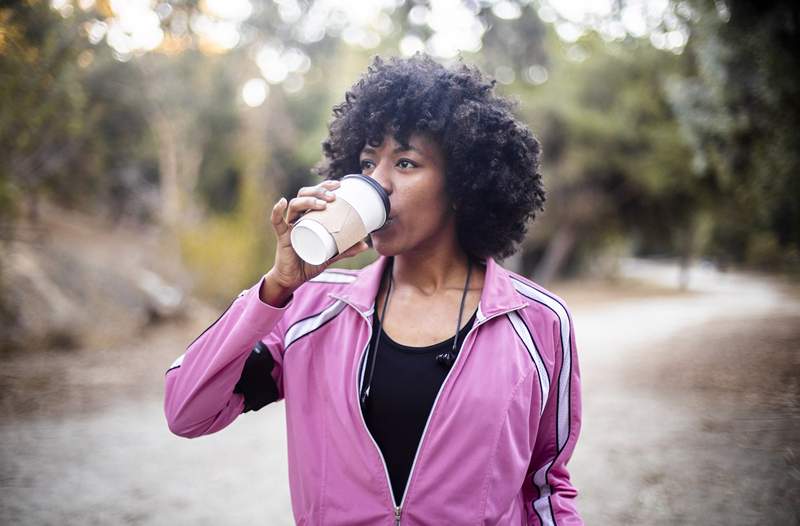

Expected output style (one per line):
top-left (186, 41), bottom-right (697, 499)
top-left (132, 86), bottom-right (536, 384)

top-left (571, 312), bottom-right (800, 525)
top-left (1, 262), bottom-right (798, 525)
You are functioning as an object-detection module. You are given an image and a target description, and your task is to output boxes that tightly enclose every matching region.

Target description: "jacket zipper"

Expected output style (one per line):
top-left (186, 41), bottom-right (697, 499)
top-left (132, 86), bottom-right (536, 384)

top-left (394, 306), bottom-right (526, 512)
top-left (337, 297), bottom-right (403, 523)
top-left (341, 294), bottom-right (525, 525)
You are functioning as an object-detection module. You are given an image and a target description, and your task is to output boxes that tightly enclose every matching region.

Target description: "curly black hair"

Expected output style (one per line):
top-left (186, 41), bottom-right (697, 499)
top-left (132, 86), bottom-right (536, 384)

top-left (313, 52), bottom-right (545, 260)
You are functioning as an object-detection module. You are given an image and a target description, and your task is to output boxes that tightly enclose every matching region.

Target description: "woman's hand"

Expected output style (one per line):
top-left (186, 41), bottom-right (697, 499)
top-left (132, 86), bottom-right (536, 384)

top-left (262, 179), bottom-right (370, 306)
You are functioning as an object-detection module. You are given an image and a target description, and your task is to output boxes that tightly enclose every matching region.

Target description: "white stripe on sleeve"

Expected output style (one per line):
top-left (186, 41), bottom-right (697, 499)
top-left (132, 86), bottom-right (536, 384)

top-left (310, 271), bottom-right (357, 284)
top-left (507, 311), bottom-right (550, 415)
top-left (284, 300), bottom-right (347, 349)
top-left (511, 278), bottom-right (572, 450)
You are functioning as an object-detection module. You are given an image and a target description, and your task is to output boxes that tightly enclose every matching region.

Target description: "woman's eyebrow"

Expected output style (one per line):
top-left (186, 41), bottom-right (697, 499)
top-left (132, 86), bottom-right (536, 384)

top-left (360, 145), bottom-right (423, 155)
top-left (395, 144), bottom-right (422, 155)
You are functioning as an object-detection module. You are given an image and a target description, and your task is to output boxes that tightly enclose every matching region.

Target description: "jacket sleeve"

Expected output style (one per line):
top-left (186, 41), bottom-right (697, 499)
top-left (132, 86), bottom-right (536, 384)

top-left (523, 309), bottom-right (583, 525)
top-left (164, 275), bottom-right (292, 438)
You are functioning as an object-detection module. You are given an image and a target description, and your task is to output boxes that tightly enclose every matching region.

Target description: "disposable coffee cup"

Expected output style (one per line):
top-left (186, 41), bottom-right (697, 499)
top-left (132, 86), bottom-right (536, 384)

top-left (290, 174), bottom-right (390, 265)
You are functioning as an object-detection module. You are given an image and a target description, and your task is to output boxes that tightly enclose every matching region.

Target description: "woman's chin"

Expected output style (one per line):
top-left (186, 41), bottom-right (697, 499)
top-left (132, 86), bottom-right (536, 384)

top-left (370, 241), bottom-right (392, 256)
top-left (369, 235), bottom-right (398, 257)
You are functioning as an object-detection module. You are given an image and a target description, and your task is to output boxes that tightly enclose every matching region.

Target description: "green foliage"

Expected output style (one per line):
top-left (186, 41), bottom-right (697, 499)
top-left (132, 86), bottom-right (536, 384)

top-left (4, 0), bottom-right (798, 286)
top-left (0, 2), bottom-right (92, 219)
top-left (189, 54), bottom-right (245, 215)
top-left (501, 28), bottom-right (701, 269)
top-left (668, 0), bottom-right (800, 271)
top-left (179, 174), bottom-right (275, 305)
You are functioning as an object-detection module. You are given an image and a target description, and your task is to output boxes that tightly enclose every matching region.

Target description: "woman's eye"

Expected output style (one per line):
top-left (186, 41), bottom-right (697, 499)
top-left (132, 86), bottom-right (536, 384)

top-left (360, 159), bottom-right (416, 171)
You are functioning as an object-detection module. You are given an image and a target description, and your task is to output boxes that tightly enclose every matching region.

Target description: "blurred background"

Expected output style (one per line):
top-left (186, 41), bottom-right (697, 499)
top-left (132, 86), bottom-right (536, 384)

top-left (0, 0), bottom-right (798, 524)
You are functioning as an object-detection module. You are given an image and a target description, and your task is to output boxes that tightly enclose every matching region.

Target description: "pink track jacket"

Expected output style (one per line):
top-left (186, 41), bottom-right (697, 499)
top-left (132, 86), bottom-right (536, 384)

top-left (165, 255), bottom-right (583, 525)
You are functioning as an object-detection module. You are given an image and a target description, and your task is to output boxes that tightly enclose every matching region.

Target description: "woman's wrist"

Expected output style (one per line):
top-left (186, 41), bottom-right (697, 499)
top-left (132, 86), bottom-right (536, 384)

top-left (260, 270), bottom-right (296, 307)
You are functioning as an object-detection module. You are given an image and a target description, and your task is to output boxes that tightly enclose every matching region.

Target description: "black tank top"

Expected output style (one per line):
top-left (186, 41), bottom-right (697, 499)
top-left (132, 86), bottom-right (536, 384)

top-left (362, 308), bottom-right (478, 505)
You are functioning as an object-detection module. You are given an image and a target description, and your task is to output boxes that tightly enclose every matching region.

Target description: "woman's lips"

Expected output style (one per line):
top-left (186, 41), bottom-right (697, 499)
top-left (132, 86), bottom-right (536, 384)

top-left (375, 217), bottom-right (394, 232)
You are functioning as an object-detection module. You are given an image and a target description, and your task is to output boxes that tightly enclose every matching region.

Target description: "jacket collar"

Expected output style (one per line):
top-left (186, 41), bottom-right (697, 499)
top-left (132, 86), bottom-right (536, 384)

top-left (329, 254), bottom-right (527, 319)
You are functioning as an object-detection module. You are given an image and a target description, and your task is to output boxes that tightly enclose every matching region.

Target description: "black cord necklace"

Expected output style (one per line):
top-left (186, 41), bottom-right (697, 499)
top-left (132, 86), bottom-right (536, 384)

top-left (360, 256), bottom-right (473, 408)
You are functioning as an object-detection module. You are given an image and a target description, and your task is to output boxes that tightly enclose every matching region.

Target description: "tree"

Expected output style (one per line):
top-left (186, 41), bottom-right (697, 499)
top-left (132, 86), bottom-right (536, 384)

top-left (0, 1), bottom-right (96, 223)
top-left (667, 0), bottom-right (800, 270)
top-left (502, 27), bottom-right (699, 281)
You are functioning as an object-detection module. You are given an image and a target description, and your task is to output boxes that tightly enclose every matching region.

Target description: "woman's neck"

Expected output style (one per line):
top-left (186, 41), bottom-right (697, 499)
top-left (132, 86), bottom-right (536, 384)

top-left (390, 242), bottom-right (480, 297)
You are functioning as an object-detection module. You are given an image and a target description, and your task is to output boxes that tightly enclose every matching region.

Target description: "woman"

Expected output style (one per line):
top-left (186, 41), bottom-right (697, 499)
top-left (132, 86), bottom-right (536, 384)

top-left (165, 53), bottom-right (583, 525)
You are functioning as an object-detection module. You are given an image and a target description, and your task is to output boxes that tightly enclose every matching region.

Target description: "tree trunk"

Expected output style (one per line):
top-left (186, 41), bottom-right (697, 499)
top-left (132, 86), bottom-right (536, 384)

top-left (534, 224), bottom-right (577, 285)
top-left (678, 221), bottom-right (696, 291)
top-left (152, 112), bottom-right (181, 229)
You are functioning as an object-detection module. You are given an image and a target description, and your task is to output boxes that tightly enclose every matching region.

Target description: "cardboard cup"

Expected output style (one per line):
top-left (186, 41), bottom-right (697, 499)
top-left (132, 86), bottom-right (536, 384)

top-left (290, 175), bottom-right (390, 265)
top-left (335, 175), bottom-right (389, 232)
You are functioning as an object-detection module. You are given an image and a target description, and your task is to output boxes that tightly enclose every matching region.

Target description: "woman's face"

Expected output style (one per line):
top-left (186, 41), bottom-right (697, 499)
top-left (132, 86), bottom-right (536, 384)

top-left (359, 133), bottom-right (453, 256)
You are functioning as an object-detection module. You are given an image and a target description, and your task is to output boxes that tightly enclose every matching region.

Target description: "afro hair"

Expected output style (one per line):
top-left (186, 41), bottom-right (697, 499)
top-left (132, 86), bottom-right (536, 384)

top-left (314, 53), bottom-right (545, 260)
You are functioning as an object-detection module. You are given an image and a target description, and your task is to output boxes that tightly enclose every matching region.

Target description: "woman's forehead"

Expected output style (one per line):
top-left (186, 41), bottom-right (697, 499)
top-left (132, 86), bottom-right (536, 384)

top-left (361, 132), bottom-right (440, 156)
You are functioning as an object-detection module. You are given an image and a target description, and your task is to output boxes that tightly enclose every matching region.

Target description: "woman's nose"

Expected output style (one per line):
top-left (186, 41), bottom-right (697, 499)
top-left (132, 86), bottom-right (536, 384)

top-left (369, 162), bottom-right (392, 195)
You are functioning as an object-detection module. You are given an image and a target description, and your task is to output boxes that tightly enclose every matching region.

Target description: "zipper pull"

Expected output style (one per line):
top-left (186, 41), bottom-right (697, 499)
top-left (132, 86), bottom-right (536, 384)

top-left (394, 506), bottom-right (402, 525)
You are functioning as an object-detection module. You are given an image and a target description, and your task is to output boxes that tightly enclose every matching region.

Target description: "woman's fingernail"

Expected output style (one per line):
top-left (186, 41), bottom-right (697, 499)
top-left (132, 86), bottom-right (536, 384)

top-left (316, 199), bottom-right (326, 206)
top-left (324, 191), bottom-right (334, 197)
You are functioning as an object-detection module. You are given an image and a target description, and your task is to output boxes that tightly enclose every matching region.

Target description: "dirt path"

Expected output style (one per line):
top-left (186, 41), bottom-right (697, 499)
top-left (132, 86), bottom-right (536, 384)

top-left (1, 261), bottom-right (798, 525)
top-left (564, 260), bottom-right (800, 525)
top-left (570, 312), bottom-right (800, 525)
